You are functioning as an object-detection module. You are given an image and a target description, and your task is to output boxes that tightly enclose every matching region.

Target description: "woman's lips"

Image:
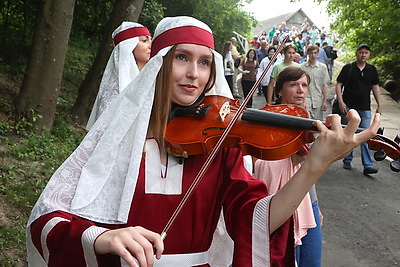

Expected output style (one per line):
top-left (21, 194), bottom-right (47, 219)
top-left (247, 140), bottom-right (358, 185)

top-left (180, 84), bottom-right (198, 92)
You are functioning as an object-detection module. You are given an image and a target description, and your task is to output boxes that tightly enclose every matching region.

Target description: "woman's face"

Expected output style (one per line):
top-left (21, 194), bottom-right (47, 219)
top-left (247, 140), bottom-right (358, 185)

top-left (284, 47), bottom-right (296, 62)
top-left (279, 74), bottom-right (308, 105)
top-left (171, 44), bottom-right (213, 106)
top-left (248, 50), bottom-right (256, 59)
top-left (133, 36), bottom-right (152, 69)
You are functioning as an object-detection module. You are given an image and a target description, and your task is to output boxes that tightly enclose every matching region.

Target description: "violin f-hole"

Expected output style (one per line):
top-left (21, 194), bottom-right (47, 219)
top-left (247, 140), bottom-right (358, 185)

top-left (202, 127), bottom-right (226, 135)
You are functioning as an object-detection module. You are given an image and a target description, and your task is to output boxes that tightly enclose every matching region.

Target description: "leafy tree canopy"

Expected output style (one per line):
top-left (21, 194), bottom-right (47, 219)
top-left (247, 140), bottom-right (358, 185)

top-left (317, 0), bottom-right (400, 79)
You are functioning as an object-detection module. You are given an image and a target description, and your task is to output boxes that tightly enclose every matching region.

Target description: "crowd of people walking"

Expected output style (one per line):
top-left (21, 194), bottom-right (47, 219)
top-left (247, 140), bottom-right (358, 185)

top-left (26, 15), bottom-right (381, 267)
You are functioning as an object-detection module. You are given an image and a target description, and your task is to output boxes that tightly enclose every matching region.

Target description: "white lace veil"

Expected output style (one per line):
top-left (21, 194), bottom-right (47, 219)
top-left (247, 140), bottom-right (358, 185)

top-left (28, 16), bottom-right (232, 227)
top-left (86, 22), bottom-right (151, 130)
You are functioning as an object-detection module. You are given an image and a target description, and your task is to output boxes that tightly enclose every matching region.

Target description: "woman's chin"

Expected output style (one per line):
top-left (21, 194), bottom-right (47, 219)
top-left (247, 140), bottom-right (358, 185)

top-left (172, 96), bottom-right (198, 106)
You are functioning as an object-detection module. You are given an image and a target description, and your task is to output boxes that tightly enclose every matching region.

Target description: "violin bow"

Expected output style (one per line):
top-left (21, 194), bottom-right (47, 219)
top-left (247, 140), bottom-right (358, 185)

top-left (160, 36), bottom-right (290, 240)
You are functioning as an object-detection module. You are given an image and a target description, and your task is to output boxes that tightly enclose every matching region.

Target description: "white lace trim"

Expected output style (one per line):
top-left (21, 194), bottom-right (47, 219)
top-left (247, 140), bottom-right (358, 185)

top-left (82, 226), bottom-right (109, 267)
top-left (252, 196), bottom-right (272, 267)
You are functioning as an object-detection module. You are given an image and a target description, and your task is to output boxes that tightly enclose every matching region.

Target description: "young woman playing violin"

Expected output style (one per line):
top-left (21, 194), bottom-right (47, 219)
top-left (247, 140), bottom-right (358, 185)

top-left (254, 67), bottom-right (323, 267)
top-left (27, 17), bottom-right (380, 267)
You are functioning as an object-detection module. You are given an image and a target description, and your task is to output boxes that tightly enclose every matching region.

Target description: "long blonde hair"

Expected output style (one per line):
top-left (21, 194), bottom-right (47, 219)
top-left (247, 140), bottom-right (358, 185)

top-left (149, 45), bottom-right (217, 146)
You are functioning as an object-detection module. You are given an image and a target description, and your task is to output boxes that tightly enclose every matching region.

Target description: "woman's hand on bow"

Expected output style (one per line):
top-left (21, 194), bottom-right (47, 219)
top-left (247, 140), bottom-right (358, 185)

top-left (95, 226), bottom-right (164, 267)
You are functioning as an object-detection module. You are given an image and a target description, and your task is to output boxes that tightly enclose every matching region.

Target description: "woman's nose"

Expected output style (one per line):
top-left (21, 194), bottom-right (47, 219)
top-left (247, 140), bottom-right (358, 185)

top-left (187, 63), bottom-right (199, 79)
top-left (298, 85), bottom-right (306, 93)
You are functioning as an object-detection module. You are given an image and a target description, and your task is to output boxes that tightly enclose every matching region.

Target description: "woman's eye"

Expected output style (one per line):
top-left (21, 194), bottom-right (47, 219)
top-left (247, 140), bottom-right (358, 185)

top-left (199, 59), bottom-right (210, 66)
top-left (176, 54), bottom-right (187, 61)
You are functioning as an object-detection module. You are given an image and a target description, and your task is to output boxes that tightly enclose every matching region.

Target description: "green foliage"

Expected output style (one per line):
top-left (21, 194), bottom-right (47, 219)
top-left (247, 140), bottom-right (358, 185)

top-left (0, 55), bottom-right (27, 79)
top-left (318, 0), bottom-right (400, 80)
top-left (63, 38), bottom-right (95, 87)
top-left (0, 0), bottom-right (40, 57)
top-left (0, 97), bottom-right (13, 114)
top-left (11, 117), bottom-right (83, 166)
top-left (72, 0), bottom-right (114, 42)
top-left (139, 0), bottom-right (166, 33)
top-left (0, 222), bottom-right (26, 264)
top-left (0, 121), bottom-right (11, 137)
top-left (0, 109), bottom-right (85, 264)
top-left (14, 109), bottom-right (43, 136)
top-left (156, 0), bottom-right (256, 53)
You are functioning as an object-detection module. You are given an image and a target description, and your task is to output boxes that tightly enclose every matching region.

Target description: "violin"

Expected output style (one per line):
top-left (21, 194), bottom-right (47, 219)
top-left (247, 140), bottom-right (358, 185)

top-left (166, 95), bottom-right (314, 160)
top-left (165, 95), bottom-right (400, 169)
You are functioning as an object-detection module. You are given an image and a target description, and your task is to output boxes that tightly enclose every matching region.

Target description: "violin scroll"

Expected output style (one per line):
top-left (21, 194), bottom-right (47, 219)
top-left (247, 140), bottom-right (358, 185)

top-left (368, 130), bottom-right (400, 172)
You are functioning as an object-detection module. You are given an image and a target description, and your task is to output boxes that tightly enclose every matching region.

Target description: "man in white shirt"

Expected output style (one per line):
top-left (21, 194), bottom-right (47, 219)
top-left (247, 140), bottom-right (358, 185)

top-left (301, 44), bottom-right (330, 120)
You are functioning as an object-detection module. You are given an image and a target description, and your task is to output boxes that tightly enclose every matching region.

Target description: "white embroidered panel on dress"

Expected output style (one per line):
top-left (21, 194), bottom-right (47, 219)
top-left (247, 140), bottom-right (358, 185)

top-left (252, 196), bottom-right (272, 267)
top-left (145, 139), bottom-right (183, 194)
top-left (82, 226), bottom-right (108, 267)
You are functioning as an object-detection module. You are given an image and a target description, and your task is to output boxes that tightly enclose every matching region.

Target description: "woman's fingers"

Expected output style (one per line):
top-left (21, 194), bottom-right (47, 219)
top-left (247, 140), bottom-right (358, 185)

top-left (310, 110), bottom-right (381, 165)
top-left (342, 109), bottom-right (361, 134)
top-left (133, 227), bottom-right (164, 261)
top-left (321, 110), bottom-right (380, 142)
top-left (140, 229), bottom-right (164, 259)
top-left (355, 112), bottom-right (381, 143)
top-left (126, 229), bottom-right (155, 266)
top-left (95, 226), bottom-right (164, 267)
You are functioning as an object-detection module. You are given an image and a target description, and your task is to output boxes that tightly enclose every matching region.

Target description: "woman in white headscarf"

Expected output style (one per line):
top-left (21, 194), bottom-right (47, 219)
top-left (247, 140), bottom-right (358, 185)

top-left (86, 22), bottom-right (152, 130)
top-left (27, 16), bottom-right (379, 267)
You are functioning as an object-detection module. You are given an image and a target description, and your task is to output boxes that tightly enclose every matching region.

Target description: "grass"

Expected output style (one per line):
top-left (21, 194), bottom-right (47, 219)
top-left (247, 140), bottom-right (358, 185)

top-left (0, 37), bottom-right (91, 264)
top-left (0, 108), bottom-right (85, 265)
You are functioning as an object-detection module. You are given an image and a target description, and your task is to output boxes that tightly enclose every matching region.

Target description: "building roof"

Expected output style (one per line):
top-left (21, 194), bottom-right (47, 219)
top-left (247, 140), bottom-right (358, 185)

top-left (253, 8), bottom-right (316, 35)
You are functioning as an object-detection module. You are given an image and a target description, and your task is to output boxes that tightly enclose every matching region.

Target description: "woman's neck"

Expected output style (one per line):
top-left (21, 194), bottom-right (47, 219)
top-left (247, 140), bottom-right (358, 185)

top-left (137, 61), bottom-right (145, 71)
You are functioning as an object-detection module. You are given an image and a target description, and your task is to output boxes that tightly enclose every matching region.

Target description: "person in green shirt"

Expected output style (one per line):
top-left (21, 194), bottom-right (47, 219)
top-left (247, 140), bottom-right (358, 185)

top-left (266, 43), bottom-right (300, 104)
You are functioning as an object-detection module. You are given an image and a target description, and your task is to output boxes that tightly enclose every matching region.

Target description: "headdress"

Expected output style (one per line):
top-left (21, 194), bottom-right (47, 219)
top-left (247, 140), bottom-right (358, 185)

top-left (86, 22), bottom-right (151, 130)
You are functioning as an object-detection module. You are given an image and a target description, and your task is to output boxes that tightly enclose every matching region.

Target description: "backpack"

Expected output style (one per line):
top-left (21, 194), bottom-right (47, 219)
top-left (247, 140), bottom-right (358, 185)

top-left (323, 46), bottom-right (337, 60)
top-left (330, 50), bottom-right (338, 60)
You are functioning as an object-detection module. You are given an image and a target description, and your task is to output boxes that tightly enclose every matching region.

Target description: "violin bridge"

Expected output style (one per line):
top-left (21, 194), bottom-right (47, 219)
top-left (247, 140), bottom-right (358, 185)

top-left (219, 101), bottom-right (231, 122)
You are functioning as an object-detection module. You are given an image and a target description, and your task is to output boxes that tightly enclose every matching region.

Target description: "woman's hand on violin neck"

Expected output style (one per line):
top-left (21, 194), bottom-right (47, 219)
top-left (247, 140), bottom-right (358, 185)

top-left (95, 226), bottom-right (164, 267)
top-left (308, 109), bottom-right (381, 167)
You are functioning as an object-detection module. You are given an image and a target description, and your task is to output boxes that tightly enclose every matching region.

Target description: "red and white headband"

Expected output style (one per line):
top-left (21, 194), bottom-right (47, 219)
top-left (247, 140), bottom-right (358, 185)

top-left (113, 26), bottom-right (151, 46)
top-left (150, 25), bottom-right (214, 58)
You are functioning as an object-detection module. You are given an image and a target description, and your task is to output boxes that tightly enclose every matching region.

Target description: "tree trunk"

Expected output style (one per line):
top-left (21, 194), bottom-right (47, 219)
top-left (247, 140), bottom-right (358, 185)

top-left (15, 0), bottom-right (75, 133)
top-left (72, 0), bottom-right (144, 126)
